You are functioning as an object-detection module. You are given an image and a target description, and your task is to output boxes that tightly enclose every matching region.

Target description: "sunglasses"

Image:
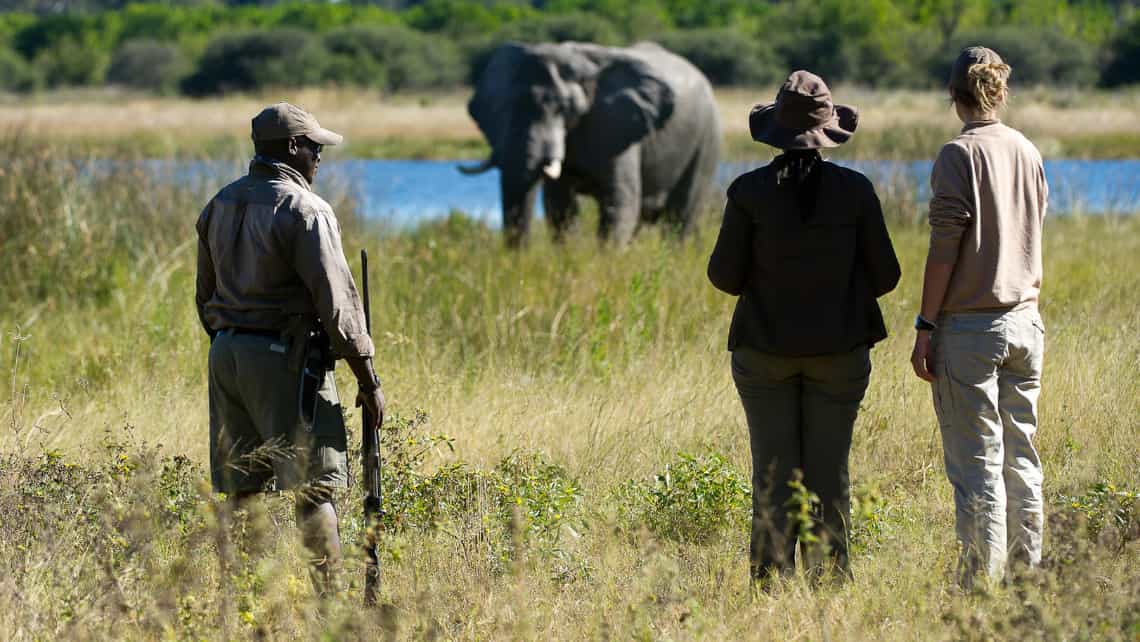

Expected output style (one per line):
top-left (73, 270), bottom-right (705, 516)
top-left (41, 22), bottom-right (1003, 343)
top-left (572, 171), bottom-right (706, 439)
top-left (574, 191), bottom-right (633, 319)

top-left (297, 136), bottom-right (323, 156)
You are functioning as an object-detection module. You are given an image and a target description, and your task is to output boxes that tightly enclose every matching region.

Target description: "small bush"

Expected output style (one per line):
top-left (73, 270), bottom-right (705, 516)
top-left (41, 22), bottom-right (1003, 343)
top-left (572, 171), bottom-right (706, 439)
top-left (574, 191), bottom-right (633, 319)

top-left (0, 46), bottom-right (39, 92)
top-left (656, 28), bottom-right (783, 86)
top-left (106, 39), bottom-right (190, 94)
top-left (1057, 480), bottom-right (1140, 548)
top-left (1102, 15), bottom-right (1140, 87)
top-left (493, 450), bottom-right (583, 540)
top-left (373, 410), bottom-right (582, 544)
top-left (181, 28), bottom-right (328, 96)
top-left (322, 25), bottom-right (463, 92)
top-left (34, 33), bottom-right (110, 88)
top-left (493, 12), bottom-right (622, 46)
top-left (616, 452), bottom-right (750, 543)
top-left (935, 27), bottom-right (1100, 87)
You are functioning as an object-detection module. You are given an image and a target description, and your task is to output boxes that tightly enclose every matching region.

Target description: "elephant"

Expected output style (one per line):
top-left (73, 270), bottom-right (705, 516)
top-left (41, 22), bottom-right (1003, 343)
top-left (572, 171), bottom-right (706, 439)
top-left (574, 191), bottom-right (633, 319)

top-left (459, 41), bottom-right (722, 246)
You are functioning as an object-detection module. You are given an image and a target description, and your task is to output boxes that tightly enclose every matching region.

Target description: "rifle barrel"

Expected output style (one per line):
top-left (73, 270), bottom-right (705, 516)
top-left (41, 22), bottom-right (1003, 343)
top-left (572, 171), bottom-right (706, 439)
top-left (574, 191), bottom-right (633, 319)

top-left (360, 248), bottom-right (381, 606)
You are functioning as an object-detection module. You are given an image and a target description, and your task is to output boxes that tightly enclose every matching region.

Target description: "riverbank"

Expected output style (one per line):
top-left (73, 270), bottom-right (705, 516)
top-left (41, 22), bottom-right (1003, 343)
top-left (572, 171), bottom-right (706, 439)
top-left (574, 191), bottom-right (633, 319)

top-left (4, 86), bottom-right (1140, 160)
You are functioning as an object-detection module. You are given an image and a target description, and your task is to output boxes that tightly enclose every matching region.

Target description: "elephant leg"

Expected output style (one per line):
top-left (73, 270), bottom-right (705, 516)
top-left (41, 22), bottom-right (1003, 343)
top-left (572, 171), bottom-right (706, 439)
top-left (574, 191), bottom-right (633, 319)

top-left (664, 140), bottom-right (717, 238)
top-left (543, 178), bottom-right (579, 242)
top-left (597, 149), bottom-right (641, 247)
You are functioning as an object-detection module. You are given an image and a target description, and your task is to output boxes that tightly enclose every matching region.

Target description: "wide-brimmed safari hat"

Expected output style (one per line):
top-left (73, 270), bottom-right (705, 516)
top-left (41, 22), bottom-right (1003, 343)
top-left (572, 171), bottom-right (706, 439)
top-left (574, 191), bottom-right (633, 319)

top-left (251, 102), bottom-right (343, 146)
top-left (750, 70), bottom-right (858, 150)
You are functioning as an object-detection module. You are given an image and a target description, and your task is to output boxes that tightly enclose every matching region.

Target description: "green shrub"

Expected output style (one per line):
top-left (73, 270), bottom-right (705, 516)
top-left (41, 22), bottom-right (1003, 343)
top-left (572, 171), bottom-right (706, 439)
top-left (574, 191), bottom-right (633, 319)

top-left (404, 0), bottom-right (536, 38)
top-left (493, 450), bottom-right (583, 540)
top-left (1102, 14), bottom-right (1140, 87)
top-left (935, 27), bottom-right (1100, 87)
top-left (33, 33), bottom-right (110, 87)
top-left (0, 46), bottom-right (39, 92)
top-left (374, 410), bottom-right (582, 544)
top-left (493, 11), bottom-right (622, 45)
top-left (616, 452), bottom-right (750, 543)
top-left (180, 28), bottom-right (328, 96)
top-left (322, 25), bottom-right (463, 92)
top-left (106, 39), bottom-right (190, 94)
top-left (1058, 481), bottom-right (1140, 547)
top-left (656, 28), bottom-right (782, 86)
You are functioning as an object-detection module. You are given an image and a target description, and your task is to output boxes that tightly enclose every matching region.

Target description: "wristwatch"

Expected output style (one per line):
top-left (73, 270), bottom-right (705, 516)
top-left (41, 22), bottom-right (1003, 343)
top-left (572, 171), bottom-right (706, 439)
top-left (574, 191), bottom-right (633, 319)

top-left (914, 314), bottom-right (938, 331)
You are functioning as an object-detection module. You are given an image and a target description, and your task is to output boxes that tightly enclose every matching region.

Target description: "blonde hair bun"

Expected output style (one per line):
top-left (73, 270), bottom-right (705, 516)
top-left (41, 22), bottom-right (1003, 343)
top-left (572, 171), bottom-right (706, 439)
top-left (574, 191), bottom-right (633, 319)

top-left (966, 62), bottom-right (1011, 112)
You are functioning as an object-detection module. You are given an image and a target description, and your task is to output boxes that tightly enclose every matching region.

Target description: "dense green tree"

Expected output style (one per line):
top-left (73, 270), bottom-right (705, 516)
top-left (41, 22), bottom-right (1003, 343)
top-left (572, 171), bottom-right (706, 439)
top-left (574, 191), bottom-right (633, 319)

top-left (656, 28), bottom-right (782, 85)
top-left (938, 27), bottom-right (1101, 86)
top-left (492, 11), bottom-right (620, 44)
top-left (180, 28), bottom-right (327, 95)
top-left (1102, 13), bottom-right (1140, 86)
top-left (0, 0), bottom-right (1137, 92)
top-left (0, 45), bottom-right (38, 90)
top-left (403, 0), bottom-right (535, 37)
top-left (106, 38), bottom-right (189, 93)
top-left (322, 24), bottom-right (464, 91)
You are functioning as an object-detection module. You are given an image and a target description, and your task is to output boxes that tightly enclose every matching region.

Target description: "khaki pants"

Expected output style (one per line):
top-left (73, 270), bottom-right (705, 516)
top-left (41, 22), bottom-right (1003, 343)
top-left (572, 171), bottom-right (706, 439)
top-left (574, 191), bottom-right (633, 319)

top-left (732, 346), bottom-right (871, 580)
top-left (932, 304), bottom-right (1045, 587)
top-left (208, 330), bottom-right (348, 494)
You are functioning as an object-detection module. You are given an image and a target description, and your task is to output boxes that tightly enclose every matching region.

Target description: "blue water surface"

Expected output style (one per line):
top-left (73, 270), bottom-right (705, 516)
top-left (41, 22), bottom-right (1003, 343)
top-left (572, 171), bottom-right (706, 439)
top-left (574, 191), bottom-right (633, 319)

top-left (131, 158), bottom-right (1140, 227)
top-left (334, 158), bottom-right (1140, 226)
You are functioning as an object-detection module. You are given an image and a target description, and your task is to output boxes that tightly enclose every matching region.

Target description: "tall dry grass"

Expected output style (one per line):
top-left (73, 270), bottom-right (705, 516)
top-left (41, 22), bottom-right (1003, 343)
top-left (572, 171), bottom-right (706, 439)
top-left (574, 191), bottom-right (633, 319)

top-left (0, 138), bottom-right (1137, 640)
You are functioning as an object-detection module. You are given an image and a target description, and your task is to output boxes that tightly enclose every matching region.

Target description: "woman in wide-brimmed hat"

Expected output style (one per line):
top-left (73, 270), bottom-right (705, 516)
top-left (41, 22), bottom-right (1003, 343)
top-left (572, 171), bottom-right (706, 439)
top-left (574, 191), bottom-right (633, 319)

top-left (910, 47), bottom-right (1049, 591)
top-left (707, 70), bottom-right (901, 586)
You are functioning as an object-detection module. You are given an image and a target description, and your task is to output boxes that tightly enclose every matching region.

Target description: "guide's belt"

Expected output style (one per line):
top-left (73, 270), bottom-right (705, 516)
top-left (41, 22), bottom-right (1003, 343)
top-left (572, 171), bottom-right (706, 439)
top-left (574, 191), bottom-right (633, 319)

top-left (220, 327), bottom-right (282, 340)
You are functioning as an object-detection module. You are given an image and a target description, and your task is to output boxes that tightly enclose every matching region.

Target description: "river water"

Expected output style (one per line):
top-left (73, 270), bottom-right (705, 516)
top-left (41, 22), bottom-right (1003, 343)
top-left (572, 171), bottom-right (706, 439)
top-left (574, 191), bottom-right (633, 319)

top-left (145, 158), bottom-right (1140, 226)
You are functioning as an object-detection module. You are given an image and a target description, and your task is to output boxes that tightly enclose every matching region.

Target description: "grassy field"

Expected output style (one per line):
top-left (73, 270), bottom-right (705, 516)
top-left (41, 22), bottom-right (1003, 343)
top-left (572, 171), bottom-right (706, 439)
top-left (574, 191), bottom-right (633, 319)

top-left (1, 137), bottom-right (1138, 640)
top-left (4, 86), bottom-right (1140, 160)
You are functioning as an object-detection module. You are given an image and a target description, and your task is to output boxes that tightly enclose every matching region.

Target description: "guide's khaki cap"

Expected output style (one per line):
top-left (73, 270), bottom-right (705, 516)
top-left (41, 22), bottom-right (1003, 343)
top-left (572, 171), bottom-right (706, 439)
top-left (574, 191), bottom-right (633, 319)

top-left (251, 102), bottom-right (343, 146)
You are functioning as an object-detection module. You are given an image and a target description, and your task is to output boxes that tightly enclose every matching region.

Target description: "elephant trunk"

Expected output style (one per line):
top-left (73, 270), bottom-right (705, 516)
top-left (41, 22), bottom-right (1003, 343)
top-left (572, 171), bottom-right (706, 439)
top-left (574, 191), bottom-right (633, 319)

top-left (501, 175), bottom-right (539, 248)
top-left (457, 155), bottom-right (496, 175)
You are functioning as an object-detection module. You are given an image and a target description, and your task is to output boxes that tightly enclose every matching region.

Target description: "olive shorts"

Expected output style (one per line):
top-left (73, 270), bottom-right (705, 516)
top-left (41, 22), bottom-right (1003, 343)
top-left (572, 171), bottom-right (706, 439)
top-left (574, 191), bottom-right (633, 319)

top-left (208, 330), bottom-right (348, 494)
top-left (932, 304), bottom-right (1045, 588)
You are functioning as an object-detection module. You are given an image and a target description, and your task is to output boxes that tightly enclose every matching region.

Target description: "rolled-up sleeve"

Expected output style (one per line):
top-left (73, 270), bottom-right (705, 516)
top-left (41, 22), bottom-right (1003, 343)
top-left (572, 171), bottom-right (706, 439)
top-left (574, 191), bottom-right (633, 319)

top-left (928, 142), bottom-right (974, 264)
top-left (292, 207), bottom-right (375, 358)
top-left (707, 179), bottom-right (751, 296)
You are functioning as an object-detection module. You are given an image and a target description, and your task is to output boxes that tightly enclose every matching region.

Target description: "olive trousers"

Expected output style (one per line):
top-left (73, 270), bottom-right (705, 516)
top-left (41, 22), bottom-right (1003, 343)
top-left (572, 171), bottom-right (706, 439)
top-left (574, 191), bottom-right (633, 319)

top-left (731, 345), bottom-right (871, 582)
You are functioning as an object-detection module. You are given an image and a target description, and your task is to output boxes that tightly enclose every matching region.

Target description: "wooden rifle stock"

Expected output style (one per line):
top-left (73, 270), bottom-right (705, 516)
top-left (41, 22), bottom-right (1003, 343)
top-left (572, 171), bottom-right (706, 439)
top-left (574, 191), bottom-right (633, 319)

top-left (360, 249), bottom-right (383, 606)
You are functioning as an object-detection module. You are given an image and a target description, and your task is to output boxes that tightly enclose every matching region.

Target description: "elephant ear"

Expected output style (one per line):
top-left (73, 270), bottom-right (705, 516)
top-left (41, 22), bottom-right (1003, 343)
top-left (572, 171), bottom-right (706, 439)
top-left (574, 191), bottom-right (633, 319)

top-left (594, 53), bottom-right (676, 151)
top-left (468, 43), bottom-right (528, 155)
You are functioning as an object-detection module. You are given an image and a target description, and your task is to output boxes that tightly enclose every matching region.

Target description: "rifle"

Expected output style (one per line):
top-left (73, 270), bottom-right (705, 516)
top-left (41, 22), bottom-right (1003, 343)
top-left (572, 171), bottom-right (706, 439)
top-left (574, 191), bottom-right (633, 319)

top-left (360, 249), bottom-right (383, 606)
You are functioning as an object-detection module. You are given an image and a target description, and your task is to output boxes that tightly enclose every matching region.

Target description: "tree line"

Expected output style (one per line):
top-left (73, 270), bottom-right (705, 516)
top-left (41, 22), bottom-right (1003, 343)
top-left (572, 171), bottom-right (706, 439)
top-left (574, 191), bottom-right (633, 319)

top-left (0, 0), bottom-right (1138, 94)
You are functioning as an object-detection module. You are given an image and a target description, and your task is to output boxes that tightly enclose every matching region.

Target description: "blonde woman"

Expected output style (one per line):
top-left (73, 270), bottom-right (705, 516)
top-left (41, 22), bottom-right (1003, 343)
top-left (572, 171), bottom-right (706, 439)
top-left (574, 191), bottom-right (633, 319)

top-left (910, 47), bottom-right (1049, 589)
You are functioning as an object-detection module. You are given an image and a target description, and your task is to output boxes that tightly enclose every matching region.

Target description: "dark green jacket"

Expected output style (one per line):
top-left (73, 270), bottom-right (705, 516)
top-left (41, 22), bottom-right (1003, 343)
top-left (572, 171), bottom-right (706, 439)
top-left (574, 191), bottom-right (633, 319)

top-left (707, 161), bottom-right (900, 356)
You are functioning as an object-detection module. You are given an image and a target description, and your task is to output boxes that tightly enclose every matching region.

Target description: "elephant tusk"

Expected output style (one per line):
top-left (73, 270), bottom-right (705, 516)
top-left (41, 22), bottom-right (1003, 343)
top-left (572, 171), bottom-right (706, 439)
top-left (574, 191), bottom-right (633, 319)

top-left (457, 158), bottom-right (495, 175)
top-left (542, 159), bottom-right (562, 180)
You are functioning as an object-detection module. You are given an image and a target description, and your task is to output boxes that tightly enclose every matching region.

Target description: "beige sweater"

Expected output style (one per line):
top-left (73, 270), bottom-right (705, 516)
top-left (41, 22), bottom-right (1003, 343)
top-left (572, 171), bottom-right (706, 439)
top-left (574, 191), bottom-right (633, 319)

top-left (928, 120), bottom-right (1049, 312)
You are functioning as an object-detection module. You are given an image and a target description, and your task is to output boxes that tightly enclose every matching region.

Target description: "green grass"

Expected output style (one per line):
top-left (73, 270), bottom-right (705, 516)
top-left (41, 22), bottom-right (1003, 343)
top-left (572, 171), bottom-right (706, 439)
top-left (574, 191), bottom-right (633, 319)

top-left (1, 140), bottom-right (1138, 640)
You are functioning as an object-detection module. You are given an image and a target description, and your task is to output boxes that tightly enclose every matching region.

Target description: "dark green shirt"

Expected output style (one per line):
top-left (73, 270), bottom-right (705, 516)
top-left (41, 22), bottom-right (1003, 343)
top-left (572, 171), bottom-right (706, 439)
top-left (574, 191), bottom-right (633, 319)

top-left (707, 161), bottom-right (900, 356)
